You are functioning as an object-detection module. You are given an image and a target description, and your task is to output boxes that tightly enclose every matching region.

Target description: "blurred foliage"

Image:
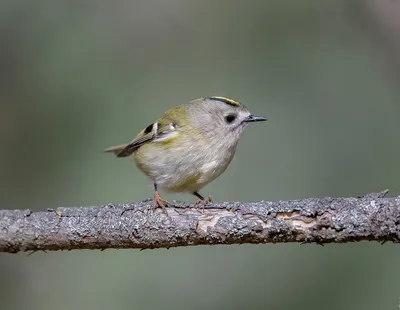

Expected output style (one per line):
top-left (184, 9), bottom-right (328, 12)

top-left (1, 1), bottom-right (400, 310)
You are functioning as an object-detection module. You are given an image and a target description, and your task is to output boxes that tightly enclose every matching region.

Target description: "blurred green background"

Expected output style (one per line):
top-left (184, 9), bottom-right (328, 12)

top-left (1, 1), bottom-right (400, 309)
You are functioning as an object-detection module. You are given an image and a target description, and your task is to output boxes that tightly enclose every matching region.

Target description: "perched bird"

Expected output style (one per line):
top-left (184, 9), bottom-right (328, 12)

top-left (105, 96), bottom-right (266, 211)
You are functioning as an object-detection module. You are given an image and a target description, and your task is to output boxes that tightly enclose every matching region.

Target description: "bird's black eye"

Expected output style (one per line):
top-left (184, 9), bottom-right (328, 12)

top-left (225, 114), bottom-right (236, 124)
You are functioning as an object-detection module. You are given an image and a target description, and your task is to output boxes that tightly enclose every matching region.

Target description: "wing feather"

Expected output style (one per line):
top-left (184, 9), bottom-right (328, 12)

top-left (115, 122), bottom-right (177, 157)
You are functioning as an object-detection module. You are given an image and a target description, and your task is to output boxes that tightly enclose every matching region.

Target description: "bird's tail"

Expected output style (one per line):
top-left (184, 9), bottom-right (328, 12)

top-left (104, 144), bottom-right (129, 157)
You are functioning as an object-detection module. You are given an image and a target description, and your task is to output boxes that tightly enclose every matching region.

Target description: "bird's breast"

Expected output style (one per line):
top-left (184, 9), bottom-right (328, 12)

top-left (133, 135), bottom-right (237, 192)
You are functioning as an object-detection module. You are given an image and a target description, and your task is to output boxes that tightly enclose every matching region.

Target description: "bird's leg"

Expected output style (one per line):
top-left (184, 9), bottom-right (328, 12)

top-left (193, 192), bottom-right (212, 207)
top-left (153, 184), bottom-right (169, 214)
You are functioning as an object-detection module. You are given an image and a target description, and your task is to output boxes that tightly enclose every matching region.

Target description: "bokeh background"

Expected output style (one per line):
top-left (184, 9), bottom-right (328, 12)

top-left (1, 1), bottom-right (400, 309)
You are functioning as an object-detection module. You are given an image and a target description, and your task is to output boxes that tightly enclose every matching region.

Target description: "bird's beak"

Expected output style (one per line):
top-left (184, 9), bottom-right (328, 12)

top-left (244, 114), bottom-right (267, 123)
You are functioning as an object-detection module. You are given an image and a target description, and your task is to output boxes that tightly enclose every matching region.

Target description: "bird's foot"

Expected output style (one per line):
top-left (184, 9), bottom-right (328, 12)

top-left (153, 191), bottom-right (169, 214)
top-left (194, 195), bottom-right (213, 212)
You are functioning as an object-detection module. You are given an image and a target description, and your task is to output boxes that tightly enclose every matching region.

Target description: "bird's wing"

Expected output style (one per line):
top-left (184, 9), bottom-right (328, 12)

top-left (114, 120), bottom-right (178, 158)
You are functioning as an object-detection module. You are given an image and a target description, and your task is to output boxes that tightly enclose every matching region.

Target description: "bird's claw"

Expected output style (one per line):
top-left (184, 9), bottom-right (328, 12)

top-left (153, 192), bottom-right (169, 215)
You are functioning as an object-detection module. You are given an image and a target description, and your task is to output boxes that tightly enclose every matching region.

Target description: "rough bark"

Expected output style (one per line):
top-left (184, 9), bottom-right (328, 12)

top-left (1, 190), bottom-right (399, 253)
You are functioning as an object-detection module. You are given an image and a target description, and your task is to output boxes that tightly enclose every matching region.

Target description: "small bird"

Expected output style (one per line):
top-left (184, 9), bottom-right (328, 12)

top-left (105, 96), bottom-right (266, 211)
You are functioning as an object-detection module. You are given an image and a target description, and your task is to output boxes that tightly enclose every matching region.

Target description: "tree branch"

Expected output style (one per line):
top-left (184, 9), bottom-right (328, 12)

top-left (1, 190), bottom-right (399, 253)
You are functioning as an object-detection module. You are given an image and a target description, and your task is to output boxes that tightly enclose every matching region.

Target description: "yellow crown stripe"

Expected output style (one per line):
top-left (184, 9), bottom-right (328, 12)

top-left (208, 96), bottom-right (241, 107)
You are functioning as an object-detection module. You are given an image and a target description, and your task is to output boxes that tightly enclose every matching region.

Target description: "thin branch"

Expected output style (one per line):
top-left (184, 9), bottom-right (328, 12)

top-left (1, 190), bottom-right (399, 253)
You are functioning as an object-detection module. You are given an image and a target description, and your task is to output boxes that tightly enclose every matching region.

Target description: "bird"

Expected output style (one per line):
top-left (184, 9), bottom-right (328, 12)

top-left (105, 96), bottom-right (266, 211)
